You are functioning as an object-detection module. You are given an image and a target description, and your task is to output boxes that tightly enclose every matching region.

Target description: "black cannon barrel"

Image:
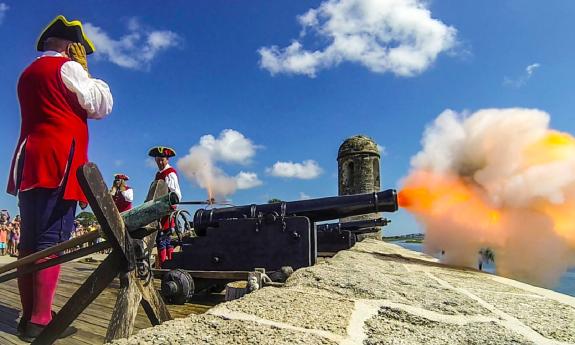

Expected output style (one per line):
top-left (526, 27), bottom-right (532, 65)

top-left (193, 189), bottom-right (397, 233)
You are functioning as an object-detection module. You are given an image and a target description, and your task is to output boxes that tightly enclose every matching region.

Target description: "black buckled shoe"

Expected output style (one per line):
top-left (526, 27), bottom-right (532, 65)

top-left (17, 311), bottom-right (56, 336)
top-left (16, 318), bottom-right (27, 335)
top-left (18, 321), bottom-right (77, 343)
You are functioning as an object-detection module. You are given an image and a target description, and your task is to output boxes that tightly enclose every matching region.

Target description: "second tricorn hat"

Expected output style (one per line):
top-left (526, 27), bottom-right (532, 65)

top-left (114, 174), bottom-right (130, 181)
top-left (36, 15), bottom-right (95, 55)
top-left (148, 146), bottom-right (176, 158)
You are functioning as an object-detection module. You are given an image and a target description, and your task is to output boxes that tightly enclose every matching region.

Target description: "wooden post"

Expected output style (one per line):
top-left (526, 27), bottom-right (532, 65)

top-left (224, 281), bottom-right (248, 301)
top-left (224, 270), bottom-right (263, 301)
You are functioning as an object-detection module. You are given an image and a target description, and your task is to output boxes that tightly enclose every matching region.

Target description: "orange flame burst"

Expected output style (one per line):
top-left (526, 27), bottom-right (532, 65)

top-left (400, 131), bottom-right (575, 250)
top-left (207, 185), bottom-right (214, 203)
top-left (399, 171), bottom-right (503, 234)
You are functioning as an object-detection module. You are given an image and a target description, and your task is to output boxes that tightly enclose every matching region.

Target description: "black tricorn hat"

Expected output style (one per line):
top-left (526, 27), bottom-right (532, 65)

top-left (36, 15), bottom-right (95, 55)
top-left (148, 146), bottom-right (176, 158)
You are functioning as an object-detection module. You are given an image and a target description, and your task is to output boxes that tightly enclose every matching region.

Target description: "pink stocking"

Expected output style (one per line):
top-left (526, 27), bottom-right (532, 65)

top-left (31, 255), bottom-right (60, 326)
top-left (158, 248), bottom-right (167, 267)
top-left (17, 250), bottom-right (35, 322)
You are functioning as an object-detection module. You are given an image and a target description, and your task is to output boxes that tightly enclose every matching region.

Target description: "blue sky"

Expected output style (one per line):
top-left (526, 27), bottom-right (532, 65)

top-left (1, 1), bottom-right (575, 235)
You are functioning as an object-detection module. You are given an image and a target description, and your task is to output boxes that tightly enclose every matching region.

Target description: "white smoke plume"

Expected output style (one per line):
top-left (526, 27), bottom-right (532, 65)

top-left (177, 130), bottom-right (262, 199)
top-left (401, 108), bottom-right (575, 287)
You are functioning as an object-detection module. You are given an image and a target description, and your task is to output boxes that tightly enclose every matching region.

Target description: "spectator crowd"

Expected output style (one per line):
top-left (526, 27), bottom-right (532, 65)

top-left (68, 219), bottom-right (110, 254)
top-left (0, 211), bottom-right (20, 257)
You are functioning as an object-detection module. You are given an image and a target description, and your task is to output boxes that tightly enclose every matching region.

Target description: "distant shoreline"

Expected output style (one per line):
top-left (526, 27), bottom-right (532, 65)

top-left (383, 233), bottom-right (424, 243)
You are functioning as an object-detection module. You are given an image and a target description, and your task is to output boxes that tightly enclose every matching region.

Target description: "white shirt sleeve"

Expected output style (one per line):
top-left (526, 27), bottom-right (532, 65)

top-left (121, 189), bottom-right (134, 203)
top-left (60, 61), bottom-right (113, 119)
top-left (165, 172), bottom-right (182, 201)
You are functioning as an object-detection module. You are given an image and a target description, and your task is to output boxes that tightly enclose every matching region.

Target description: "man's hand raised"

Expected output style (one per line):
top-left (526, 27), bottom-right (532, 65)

top-left (119, 180), bottom-right (127, 192)
top-left (68, 43), bottom-right (89, 75)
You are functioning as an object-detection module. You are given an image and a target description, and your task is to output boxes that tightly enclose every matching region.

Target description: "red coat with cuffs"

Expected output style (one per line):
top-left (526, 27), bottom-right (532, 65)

top-left (7, 56), bottom-right (89, 203)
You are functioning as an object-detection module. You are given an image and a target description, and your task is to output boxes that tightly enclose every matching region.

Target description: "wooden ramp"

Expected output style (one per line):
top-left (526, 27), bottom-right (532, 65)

top-left (0, 259), bottom-right (218, 345)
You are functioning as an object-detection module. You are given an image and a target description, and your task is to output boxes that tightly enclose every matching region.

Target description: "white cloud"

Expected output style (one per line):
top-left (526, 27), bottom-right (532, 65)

top-left (266, 160), bottom-right (323, 179)
top-left (526, 63), bottom-right (540, 75)
top-left (84, 18), bottom-right (181, 70)
top-left (0, 3), bottom-right (8, 25)
top-left (503, 63), bottom-right (541, 88)
top-left (236, 171), bottom-right (263, 189)
top-left (258, 0), bottom-right (457, 77)
top-left (299, 192), bottom-right (311, 200)
top-left (198, 129), bottom-right (258, 164)
top-left (114, 160), bottom-right (124, 167)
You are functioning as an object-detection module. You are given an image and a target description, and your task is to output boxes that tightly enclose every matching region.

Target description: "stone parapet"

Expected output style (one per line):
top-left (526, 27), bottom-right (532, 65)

top-left (109, 240), bottom-right (575, 345)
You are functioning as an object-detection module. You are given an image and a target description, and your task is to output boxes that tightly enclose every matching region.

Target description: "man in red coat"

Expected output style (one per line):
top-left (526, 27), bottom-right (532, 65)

top-left (148, 146), bottom-right (182, 267)
top-left (110, 174), bottom-right (134, 212)
top-left (6, 16), bottom-right (113, 341)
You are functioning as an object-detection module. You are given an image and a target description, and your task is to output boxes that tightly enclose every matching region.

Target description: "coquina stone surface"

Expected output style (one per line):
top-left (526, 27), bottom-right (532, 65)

top-left (109, 240), bottom-right (575, 345)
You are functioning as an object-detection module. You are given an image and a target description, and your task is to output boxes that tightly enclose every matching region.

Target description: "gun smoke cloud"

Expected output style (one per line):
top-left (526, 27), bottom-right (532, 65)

top-left (399, 108), bottom-right (575, 287)
top-left (177, 129), bottom-right (262, 199)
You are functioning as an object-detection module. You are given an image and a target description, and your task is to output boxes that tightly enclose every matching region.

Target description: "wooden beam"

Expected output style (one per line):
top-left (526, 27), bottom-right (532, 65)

top-left (0, 231), bottom-right (99, 276)
top-left (0, 242), bottom-right (109, 284)
top-left (152, 269), bottom-right (252, 280)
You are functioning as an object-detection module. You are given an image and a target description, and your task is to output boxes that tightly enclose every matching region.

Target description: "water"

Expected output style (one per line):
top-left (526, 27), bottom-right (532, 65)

top-left (394, 241), bottom-right (575, 297)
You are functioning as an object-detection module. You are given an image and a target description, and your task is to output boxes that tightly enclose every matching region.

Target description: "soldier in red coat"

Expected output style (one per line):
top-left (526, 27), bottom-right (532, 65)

top-left (6, 16), bottom-right (113, 341)
top-left (148, 146), bottom-right (182, 267)
top-left (110, 174), bottom-right (133, 212)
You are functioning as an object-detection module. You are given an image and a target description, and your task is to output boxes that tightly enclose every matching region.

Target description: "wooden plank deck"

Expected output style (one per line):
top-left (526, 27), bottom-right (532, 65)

top-left (0, 259), bottom-right (221, 344)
